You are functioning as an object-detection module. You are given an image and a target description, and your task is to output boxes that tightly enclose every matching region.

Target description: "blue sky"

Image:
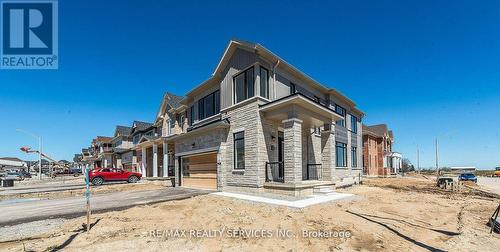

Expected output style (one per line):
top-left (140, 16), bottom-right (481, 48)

top-left (1, 0), bottom-right (499, 169)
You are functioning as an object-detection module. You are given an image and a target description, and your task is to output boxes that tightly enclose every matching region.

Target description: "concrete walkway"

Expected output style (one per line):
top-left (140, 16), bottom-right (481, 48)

top-left (0, 187), bottom-right (209, 226)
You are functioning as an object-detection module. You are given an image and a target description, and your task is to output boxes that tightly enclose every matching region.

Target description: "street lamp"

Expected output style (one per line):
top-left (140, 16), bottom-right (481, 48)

top-left (16, 129), bottom-right (42, 180)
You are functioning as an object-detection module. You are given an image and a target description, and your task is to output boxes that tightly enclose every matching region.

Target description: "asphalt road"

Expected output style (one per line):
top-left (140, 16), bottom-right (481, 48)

top-left (0, 187), bottom-right (209, 226)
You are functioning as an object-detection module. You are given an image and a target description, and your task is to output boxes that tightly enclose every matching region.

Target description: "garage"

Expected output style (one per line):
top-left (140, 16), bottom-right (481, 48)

top-left (181, 153), bottom-right (217, 190)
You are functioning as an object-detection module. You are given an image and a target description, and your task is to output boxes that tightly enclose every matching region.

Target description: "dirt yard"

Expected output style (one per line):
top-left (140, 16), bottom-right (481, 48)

top-left (1, 176), bottom-right (499, 251)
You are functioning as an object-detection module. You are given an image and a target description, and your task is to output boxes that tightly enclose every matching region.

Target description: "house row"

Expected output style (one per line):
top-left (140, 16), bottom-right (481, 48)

top-left (362, 124), bottom-right (403, 177)
top-left (77, 40), bottom-right (402, 196)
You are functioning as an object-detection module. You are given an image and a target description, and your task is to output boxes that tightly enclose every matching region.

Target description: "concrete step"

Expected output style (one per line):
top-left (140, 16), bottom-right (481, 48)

top-left (313, 185), bottom-right (334, 195)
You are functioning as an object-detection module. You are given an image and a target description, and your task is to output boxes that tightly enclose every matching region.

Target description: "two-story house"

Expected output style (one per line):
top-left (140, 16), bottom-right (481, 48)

top-left (149, 40), bottom-right (365, 196)
top-left (362, 124), bottom-right (402, 177)
top-left (111, 125), bottom-right (133, 169)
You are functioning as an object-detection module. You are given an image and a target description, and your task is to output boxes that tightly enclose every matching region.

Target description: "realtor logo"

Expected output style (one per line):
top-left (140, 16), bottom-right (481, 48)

top-left (1, 0), bottom-right (58, 69)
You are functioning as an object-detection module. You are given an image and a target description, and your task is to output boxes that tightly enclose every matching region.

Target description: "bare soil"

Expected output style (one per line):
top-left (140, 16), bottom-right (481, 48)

top-left (1, 176), bottom-right (499, 251)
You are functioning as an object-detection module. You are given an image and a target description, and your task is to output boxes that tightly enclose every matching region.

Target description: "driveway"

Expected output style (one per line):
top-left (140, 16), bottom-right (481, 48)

top-left (0, 187), bottom-right (209, 226)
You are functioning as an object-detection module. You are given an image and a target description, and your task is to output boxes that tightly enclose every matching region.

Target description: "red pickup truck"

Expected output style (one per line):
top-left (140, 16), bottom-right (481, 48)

top-left (89, 168), bottom-right (142, 186)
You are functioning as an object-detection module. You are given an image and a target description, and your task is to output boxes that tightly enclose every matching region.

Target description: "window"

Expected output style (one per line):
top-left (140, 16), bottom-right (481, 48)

top-left (260, 66), bottom-right (269, 98)
top-left (189, 106), bottom-right (194, 126)
top-left (335, 104), bottom-right (346, 127)
top-left (197, 90), bottom-right (221, 121)
top-left (336, 142), bottom-right (347, 167)
top-left (350, 115), bottom-right (358, 133)
top-left (133, 134), bottom-right (140, 144)
top-left (290, 82), bottom-right (296, 94)
top-left (351, 147), bottom-right (357, 168)
top-left (313, 127), bottom-right (321, 135)
top-left (234, 131), bottom-right (245, 169)
top-left (234, 67), bottom-right (255, 103)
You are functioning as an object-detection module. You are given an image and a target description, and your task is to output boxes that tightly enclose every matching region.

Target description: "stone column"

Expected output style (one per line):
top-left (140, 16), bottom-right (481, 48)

top-left (283, 118), bottom-right (303, 183)
top-left (321, 122), bottom-right (335, 181)
top-left (141, 147), bottom-right (146, 176)
top-left (163, 142), bottom-right (169, 177)
top-left (153, 143), bottom-right (158, 177)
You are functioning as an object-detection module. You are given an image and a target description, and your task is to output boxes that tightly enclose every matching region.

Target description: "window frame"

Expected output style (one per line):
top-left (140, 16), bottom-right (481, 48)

top-left (233, 131), bottom-right (245, 170)
top-left (336, 141), bottom-right (347, 167)
top-left (233, 66), bottom-right (255, 104)
top-left (350, 114), bottom-right (358, 133)
top-left (335, 104), bottom-right (346, 127)
top-left (197, 90), bottom-right (221, 121)
top-left (351, 147), bottom-right (357, 168)
top-left (259, 66), bottom-right (269, 99)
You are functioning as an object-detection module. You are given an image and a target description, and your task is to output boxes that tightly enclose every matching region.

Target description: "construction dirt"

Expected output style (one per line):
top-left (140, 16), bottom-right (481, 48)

top-left (1, 176), bottom-right (499, 251)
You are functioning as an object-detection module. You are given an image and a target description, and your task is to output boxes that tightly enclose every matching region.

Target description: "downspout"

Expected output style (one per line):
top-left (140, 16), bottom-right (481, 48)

top-left (273, 60), bottom-right (280, 100)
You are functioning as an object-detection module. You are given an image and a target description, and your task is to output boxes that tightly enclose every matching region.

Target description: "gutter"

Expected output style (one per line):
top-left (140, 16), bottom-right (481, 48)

top-left (273, 60), bottom-right (280, 100)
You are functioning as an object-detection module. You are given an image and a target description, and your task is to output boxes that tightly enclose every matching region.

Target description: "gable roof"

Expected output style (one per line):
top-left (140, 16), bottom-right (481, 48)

top-left (95, 136), bottom-right (113, 143)
top-left (114, 125), bottom-right (132, 137)
top-left (0, 157), bottom-right (23, 162)
top-left (363, 124), bottom-right (392, 138)
top-left (131, 121), bottom-right (153, 132)
top-left (155, 92), bottom-right (184, 120)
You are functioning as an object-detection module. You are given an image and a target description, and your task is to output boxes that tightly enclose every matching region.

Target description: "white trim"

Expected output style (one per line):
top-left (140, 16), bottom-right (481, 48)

top-left (175, 147), bottom-right (219, 157)
top-left (260, 95), bottom-right (342, 120)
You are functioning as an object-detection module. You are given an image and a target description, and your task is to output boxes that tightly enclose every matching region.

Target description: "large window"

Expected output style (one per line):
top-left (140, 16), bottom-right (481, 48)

top-left (234, 131), bottom-right (245, 169)
top-left (260, 66), bottom-right (269, 98)
top-left (234, 67), bottom-right (254, 103)
top-left (350, 115), bottom-right (358, 133)
top-left (335, 104), bottom-right (346, 127)
top-left (351, 147), bottom-right (357, 168)
top-left (189, 106), bottom-right (194, 126)
top-left (336, 142), bottom-right (347, 167)
top-left (197, 90), bottom-right (220, 121)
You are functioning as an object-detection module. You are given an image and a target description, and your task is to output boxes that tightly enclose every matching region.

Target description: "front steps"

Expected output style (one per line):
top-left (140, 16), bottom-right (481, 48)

top-left (313, 185), bottom-right (335, 195)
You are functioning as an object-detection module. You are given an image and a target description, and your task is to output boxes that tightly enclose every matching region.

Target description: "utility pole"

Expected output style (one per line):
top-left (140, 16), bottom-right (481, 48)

top-left (417, 145), bottom-right (420, 173)
top-left (435, 138), bottom-right (439, 176)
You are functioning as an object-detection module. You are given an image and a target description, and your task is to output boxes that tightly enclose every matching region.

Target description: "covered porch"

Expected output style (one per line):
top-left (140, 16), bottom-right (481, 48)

top-left (260, 94), bottom-right (343, 195)
top-left (135, 136), bottom-right (175, 178)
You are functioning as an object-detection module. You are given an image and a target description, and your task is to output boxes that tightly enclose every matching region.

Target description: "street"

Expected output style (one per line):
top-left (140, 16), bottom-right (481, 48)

top-left (0, 187), bottom-right (209, 226)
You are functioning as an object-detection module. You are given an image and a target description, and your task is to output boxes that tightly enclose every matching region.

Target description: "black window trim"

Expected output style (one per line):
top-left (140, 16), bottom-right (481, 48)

top-left (233, 66), bottom-right (255, 104)
top-left (336, 141), bottom-right (348, 167)
top-left (233, 131), bottom-right (245, 170)
top-left (196, 90), bottom-right (221, 121)
top-left (259, 66), bottom-right (270, 99)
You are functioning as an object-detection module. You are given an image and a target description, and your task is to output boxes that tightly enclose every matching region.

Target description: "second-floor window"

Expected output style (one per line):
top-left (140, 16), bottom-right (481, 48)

top-left (234, 67), bottom-right (254, 103)
top-left (260, 66), bottom-right (269, 99)
top-left (350, 115), bottom-right (358, 133)
top-left (335, 104), bottom-right (346, 127)
top-left (189, 106), bottom-right (194, 126)
top-left (197, 90), bottom-right (220, 121)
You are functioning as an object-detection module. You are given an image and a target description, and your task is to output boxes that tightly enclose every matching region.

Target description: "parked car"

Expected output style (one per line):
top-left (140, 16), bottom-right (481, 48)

top-left (493, 167), bottom-right (500, 177)
top-left (19, 170), bottom-right (31, 178)
top-left (437, 177), bottom-right (454, 187)
top-left (458, 173), bottom-right (477, 183)
top-left (52, 169), bottom-right (80, 178)
top-left (89, 168), bottom-right (141, 186)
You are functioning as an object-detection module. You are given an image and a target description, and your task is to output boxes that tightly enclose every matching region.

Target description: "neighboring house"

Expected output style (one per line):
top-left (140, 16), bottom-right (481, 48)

top-left (143, 40), bottom-right (366, 196)
top-left (0, 157), bottom-right (27, 170)
top-left (111, 125), bottom-right (133, 169)
top-left (91, 136), bottom-right (113, 168)
top-left (134, 93), bottom-right (183, 178)
top-left (362, 124), bottom-right (402, 177)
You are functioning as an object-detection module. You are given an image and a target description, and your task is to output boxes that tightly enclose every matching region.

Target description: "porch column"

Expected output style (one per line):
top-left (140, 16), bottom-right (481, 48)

top-left (104, 159), bottom-right (108, 168)
top-left (141, 147), bottom-right (146, 176)
top-left (283, 118), bottom-right (303, 183)
top-left (163, 142), bottom-right (169, 177)
top-left (153, 143), bottom-right (158, 177)
top-left (321, 123), bottom-right (336, 181)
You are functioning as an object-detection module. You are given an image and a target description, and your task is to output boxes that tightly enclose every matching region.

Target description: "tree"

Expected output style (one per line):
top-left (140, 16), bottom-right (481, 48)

top-left (401, 158), bottom-right (415, 173)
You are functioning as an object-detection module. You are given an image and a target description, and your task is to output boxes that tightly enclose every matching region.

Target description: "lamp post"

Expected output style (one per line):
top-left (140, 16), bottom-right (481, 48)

top-left (16, 129), bottom-right (42, 180)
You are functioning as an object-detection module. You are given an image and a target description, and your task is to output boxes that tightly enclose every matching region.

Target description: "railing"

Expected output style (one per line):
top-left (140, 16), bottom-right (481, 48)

top-left (266, 162), bottom-right (284, 183)
top-left (168, 165), bottom-right (175, 177)
top-left (305, 164), bottom-right (322, 180)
